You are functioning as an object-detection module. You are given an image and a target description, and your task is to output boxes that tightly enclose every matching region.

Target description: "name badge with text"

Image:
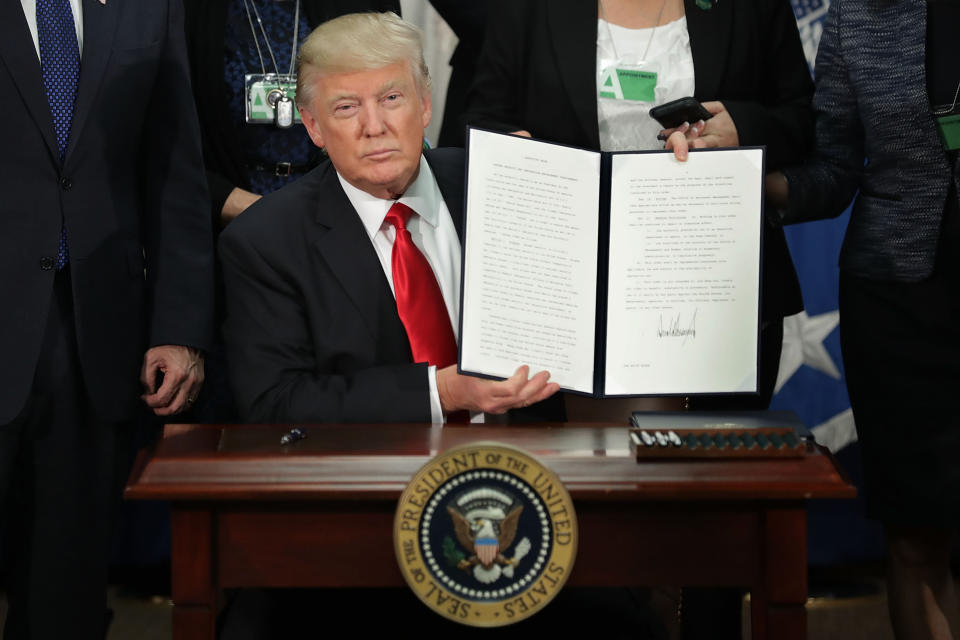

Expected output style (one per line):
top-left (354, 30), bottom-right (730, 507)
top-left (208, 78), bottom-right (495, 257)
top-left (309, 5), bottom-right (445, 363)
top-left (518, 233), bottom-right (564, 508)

top-left (244, 73), bottom-right (303, 126)
top-left (598, 61), bottom-right (658, 102)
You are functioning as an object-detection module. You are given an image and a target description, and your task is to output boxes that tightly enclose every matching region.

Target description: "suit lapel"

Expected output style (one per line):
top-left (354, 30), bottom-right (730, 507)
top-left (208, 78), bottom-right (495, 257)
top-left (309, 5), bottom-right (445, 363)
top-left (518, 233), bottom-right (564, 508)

top-left (0, 1), bottom-right (60, 162)
top-left (311, 167), bottom-right (410, 351)
top-left (426, 151), bottom-right (465, 242)
top-left (684, 0), bottom-right (732, 101)
top-left (67, 0), bottom-right (121, 165)
top-left (547, 0), bottom-right (601, 148)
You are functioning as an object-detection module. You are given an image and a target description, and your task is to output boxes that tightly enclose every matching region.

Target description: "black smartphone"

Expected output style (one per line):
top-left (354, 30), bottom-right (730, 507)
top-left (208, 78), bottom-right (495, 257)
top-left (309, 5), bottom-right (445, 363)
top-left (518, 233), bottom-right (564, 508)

top-left (649, 97), bottom-right (713, 129)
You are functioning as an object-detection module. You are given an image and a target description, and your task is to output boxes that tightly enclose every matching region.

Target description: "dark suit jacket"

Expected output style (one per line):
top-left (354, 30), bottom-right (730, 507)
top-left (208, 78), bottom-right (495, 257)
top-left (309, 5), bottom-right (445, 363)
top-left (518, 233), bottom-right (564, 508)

top-left (183, 0), bottom-right (401, 219)
top-left (220, 149), bottom-right (464, 423)
top-left (428, 0), bottom-right (489, 147)
top-left (781, 0), bottom-right (960, 282)
top-left (464, 0), bottom-right (813, 319)
top-left (221, 147), bottom-right (566, 423)
top-left (0, 0), bottom-right (214, 425)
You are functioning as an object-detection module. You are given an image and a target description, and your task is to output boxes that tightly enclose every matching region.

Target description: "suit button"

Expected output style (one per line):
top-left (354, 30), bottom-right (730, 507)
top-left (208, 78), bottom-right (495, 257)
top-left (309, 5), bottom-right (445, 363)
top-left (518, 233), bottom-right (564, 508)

top-left (40, 256), bottom-right (55, 270)
top-left (60, 177), bottom-right (72, 190)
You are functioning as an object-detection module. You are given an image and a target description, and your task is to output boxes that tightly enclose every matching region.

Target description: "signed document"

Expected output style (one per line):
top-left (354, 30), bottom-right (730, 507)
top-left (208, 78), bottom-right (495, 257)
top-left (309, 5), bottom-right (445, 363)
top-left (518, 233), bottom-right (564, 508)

top-left (459, 128), bottom-right (762, 397)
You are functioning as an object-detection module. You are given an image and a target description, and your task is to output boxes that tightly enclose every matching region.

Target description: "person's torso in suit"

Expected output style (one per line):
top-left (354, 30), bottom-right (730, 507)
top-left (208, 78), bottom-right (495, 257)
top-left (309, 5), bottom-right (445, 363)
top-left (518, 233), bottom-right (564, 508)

top-left (783, 0), bottom-right (960, 282)
top-left (219, 148), bottom-right (464, 423)
top-left (182, 0), bottom-right (403, 213)
top-left (219, 147), bottom-right (566, 424)
top-left (464, 0), bottom-right (813, 320)
top-left (0, 0), bottom-right (213, 425)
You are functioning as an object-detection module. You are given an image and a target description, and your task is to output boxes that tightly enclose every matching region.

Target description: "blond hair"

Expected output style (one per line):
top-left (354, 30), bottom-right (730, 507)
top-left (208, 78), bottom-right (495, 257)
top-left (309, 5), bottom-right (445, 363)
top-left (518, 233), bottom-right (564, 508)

top-left (296, 12), bottom-right (431, 108)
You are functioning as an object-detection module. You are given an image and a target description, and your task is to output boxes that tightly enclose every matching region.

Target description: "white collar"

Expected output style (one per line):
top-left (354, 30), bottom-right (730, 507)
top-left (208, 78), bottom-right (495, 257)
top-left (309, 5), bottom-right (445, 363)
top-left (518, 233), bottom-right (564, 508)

top-left (337, 156), bottom-right (441, 240)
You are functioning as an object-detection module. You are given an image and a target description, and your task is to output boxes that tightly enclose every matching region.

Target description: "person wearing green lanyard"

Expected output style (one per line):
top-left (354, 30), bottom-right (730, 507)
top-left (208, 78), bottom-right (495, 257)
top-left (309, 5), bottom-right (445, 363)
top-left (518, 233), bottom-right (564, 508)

top-left (464, 1), bottom-right (813, 637)
top-left (464, 0), bottom-right (812, 416)
top-left (764, 1), bottom-right (960, 637)
top-left (183, 0), bottom-right (401, 228)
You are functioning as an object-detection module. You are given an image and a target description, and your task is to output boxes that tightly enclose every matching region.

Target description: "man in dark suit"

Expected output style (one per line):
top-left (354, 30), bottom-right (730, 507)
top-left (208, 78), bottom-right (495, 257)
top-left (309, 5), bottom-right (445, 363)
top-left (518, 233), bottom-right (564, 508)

top-left (220, 11), bottom-right (560, 425)
top-left (0, 1), bottom-right (213, 637)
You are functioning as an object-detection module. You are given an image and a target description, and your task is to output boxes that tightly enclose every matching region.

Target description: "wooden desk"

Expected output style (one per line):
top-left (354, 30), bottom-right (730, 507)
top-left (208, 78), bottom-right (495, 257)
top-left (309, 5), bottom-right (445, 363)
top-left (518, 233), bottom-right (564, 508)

top-left (125, 423), bottom-right (855, 640)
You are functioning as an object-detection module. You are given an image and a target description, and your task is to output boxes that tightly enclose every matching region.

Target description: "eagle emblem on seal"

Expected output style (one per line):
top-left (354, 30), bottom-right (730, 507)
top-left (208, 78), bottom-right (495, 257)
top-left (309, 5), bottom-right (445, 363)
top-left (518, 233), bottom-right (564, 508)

top-left (446, 487), bottom-right (532, 584)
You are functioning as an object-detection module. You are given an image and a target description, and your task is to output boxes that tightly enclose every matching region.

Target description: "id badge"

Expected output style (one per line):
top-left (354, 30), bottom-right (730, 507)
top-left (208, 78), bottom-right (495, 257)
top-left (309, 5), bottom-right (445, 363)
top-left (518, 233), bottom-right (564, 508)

top-left (598, 59), bottom-right (658, 102)
top-left (935, 113), bottom-right (960, 151)
top-left (244, 73), bottom-right (303, 125)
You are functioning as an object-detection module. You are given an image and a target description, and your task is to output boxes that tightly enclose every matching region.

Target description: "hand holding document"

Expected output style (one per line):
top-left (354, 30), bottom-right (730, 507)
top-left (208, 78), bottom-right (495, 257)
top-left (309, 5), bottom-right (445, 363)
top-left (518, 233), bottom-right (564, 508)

top-left (459, 128), bottom-right (764, 398)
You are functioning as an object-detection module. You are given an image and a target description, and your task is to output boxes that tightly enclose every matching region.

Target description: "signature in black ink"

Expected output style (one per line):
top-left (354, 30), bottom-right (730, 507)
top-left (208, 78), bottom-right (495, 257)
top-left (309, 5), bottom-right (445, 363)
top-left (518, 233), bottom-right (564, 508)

top-left (657, 308), bottom-right (697, 345)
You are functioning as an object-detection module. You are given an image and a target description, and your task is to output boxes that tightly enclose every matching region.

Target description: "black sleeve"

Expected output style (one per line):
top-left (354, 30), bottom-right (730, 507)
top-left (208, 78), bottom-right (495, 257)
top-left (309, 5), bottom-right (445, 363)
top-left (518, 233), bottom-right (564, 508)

top-left (145, 0), bottom-right (215, 351)
top-left (460, 0), bottom-right (532, 135)
top-left (720, 0), bottom-right (815, 171)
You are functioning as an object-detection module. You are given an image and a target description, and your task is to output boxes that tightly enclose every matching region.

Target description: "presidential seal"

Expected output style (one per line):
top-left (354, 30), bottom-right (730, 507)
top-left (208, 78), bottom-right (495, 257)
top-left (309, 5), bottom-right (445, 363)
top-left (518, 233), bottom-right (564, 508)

top-left (394, 442), bottom-right (577, 627)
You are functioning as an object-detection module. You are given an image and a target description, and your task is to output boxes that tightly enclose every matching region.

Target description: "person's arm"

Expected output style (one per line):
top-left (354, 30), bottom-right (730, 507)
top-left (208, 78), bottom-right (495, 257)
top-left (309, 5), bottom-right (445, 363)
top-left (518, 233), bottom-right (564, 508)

top-left (219, 225), bottom-right (433, 423)
top-left (220, 186), bottom-right (262, 226)
top-left (460, 0), bottom-right (531, 135)
top-left (219, 222), bottom-right (558, 423)
top-left (716, 0), bottom-right (815, 170)
top-left (776, 0), bottom-right (863, 225)
top-left (666, 0), bottom-right (814, 169)
top-left (437, 365), bottom-right (558, 415)
top-left (141, 0), bottom-right (215, 415)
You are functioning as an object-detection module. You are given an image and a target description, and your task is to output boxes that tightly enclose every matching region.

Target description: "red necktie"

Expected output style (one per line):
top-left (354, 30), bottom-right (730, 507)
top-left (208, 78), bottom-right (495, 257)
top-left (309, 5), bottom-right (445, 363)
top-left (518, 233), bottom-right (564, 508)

top-left (385, 202), bottom-right (458, 368)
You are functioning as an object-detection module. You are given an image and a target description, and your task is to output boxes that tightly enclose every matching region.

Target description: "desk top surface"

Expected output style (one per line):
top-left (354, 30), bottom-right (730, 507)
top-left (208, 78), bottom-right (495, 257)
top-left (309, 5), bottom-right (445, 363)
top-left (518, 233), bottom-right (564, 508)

top-left (125, 423), bottom-right (855, 502)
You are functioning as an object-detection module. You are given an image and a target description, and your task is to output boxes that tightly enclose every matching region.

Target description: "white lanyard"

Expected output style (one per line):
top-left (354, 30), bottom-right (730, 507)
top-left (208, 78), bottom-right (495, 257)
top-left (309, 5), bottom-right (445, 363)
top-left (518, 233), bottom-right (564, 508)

top-left (598, 0), bottom-right (667, 64)
top-left (242, 0), bottom-right (301, 79)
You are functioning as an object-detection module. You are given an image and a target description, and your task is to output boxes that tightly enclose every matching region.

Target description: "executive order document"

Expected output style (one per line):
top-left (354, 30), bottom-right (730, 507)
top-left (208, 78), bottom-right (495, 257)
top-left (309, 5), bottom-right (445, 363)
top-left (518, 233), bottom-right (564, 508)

top-left (459, 128), bottom-right (763, 397)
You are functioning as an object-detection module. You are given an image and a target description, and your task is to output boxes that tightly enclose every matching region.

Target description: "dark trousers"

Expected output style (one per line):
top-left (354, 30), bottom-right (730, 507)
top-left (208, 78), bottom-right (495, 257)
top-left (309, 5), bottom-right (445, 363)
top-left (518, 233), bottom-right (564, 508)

top-left (0, 269), bottom-right (125, 640)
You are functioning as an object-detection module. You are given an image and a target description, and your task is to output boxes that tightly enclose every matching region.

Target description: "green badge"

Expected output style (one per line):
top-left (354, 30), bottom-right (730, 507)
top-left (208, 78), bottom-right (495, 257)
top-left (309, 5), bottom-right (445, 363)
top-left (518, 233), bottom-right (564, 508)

top-left (936, 113), bottom-right (960, 151)
top-left (244, 73), bottom-right (303, 125)
top-left (598, 67), bottom-right (657, 102)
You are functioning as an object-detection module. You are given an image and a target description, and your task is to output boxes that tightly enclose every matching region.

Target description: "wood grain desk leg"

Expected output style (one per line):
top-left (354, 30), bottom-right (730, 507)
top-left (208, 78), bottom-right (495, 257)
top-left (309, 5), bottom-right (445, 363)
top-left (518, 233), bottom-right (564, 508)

top-left (752, 506), bottom-right (807, 640)
top-left (171, 508), bottom-right (216, 640)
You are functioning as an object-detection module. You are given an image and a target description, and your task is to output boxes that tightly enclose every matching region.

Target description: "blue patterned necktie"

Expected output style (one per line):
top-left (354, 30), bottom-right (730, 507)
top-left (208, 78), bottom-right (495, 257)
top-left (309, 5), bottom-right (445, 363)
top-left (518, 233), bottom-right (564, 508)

top-left (37, 0), bottom-right (80, 270)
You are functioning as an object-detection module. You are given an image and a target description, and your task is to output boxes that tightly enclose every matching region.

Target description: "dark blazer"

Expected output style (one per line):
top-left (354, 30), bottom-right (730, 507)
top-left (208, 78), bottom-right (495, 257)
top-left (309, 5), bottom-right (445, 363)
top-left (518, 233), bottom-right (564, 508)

top-left (183, 0), bottom-right (401, 219)
top-left (0, 0), bottom-right (214, 425)
top-left (464, 0), bottom-right (813, 319)
top-left (220, 149), bottom-right (465, 423)
top-left (780, 0), bottom-right (960, 282)
top-left (428, 0), bottom-right (489, 147)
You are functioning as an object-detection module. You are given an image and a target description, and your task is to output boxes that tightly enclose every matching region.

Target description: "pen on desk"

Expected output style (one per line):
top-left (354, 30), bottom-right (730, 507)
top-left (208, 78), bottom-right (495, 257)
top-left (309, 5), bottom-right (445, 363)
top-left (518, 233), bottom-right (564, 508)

top-left (280, 427), bottom-right (306, 446)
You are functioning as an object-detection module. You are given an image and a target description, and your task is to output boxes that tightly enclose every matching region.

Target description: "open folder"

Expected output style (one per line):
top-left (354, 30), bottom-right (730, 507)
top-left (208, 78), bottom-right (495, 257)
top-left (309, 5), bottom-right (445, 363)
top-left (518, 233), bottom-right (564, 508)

top-left (457, 127), bottom-right (765, 397)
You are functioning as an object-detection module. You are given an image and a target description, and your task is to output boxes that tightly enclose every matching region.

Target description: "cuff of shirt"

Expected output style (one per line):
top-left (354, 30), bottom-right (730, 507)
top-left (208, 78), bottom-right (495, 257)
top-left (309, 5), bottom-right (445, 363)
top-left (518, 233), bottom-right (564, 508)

top-left (428, 365), bottom-right (485, 424)
top-left (428, 364), bottom-right (444, 423)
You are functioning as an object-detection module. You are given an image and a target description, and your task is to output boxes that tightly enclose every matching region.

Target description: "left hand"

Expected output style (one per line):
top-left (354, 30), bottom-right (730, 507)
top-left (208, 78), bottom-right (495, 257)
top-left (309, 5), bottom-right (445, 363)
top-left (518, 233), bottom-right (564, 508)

top-left (141, 345), bottom-right (205, 416)
top-left (661, 101), bottom-right (739, 161)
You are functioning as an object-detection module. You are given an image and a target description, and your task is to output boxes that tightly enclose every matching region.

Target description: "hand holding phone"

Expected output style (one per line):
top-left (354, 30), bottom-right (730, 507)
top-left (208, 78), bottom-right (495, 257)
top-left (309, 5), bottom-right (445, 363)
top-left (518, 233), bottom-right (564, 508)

top-left (655, 100), bottom-right (739, 162)
top-left (649, 97), bottom-right (713, 129)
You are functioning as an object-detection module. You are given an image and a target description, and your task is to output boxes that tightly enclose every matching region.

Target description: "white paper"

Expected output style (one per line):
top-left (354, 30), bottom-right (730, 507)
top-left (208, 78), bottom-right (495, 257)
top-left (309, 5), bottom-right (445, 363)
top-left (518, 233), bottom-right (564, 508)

top-left (460, 129), bottom-right (601, 393)
top-left (603, 149), bottom-right (763, 395)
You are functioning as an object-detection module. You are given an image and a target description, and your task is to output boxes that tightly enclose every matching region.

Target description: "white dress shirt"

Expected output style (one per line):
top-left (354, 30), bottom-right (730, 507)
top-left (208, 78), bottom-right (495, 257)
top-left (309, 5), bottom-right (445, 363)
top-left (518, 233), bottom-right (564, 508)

top-left (596, 16), bottom-right (695, 152)
top-left (338, 157), bottom-right (469, 424)
top-left (20, 0), bottom-right (85, 60)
